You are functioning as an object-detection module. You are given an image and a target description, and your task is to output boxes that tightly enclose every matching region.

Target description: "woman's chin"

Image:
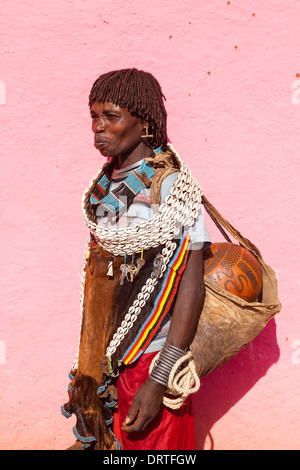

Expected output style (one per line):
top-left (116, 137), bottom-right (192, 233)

top-left (94, 145), bottom-right (112, 158)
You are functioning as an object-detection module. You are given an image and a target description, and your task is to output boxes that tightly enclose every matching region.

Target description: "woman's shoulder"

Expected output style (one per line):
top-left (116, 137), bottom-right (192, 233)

top-left (160, 171), bottom-right (180, 202)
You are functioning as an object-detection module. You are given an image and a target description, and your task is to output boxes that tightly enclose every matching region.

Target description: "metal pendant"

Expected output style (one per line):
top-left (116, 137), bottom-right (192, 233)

top-left (107, 256), bottom-right (114, 277)
top-left (128, 257), bottom-right (145, 282)
top-left (153, 253), bottom-right (164, 278)
top-left (120, 264), bottom-right (130, 285)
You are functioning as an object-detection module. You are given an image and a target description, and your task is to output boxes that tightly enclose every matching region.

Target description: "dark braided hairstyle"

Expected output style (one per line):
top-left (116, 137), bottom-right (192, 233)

top-left (88, 68), bottom-right (168, 151)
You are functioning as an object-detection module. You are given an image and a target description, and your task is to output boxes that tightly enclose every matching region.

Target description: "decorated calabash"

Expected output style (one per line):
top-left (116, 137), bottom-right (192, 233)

top-left (203, 243), bottom-right (263, 302)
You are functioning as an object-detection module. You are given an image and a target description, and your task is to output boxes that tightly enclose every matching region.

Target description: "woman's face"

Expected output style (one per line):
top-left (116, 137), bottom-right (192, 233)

top-left (90, 101), bottom-right (145, 160)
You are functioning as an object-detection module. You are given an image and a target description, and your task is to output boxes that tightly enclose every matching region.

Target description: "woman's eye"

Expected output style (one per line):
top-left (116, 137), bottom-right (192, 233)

top-left (90, 113), bottom-right (120, 121)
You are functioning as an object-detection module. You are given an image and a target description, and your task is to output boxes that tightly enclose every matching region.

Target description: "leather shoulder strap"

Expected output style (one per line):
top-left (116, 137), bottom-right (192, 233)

top-left (145, 149), bottom-right (180, 210)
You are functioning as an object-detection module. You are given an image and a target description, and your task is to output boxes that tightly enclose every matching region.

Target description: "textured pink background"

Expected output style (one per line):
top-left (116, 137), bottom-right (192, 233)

top-left (1, 1), bottom-right (299, 450)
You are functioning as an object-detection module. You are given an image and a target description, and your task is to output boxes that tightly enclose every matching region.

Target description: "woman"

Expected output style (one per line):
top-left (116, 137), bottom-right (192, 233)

top-left (62, 68), bottom-right (210, 450)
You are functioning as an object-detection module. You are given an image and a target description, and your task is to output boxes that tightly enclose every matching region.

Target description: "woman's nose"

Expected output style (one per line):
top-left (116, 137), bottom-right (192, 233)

top-left (95, 115), bottom-right (106, 132)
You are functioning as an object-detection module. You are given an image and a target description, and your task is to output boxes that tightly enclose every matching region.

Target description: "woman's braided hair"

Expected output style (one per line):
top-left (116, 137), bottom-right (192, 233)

top-left (88, 68), bottom-right (168, 151)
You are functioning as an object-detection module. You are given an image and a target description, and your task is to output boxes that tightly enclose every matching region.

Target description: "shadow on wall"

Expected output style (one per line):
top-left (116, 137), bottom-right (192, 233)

top-left (192, 318), bottom-right (280, 450)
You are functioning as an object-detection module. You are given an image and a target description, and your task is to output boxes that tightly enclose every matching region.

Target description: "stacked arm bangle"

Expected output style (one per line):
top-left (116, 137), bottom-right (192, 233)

top-left (149, 343), bottom-right (186, 388)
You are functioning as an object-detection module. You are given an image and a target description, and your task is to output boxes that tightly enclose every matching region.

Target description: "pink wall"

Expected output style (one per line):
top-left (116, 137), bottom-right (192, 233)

top-left (1, 1), bottom-right (299, 450)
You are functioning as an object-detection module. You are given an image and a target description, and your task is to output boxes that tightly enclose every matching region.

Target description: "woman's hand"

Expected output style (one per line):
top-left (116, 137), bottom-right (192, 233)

top-left (120, 378), bottom-right (167, 433)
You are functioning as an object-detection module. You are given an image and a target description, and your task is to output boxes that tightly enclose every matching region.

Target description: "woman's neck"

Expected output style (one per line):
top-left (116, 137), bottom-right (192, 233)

top-left (116, 142), bottom-right (152, 169)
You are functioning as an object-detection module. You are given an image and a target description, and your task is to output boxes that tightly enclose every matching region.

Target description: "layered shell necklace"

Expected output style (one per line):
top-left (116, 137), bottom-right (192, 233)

top-left (73, 143), bottom-right (203, 367)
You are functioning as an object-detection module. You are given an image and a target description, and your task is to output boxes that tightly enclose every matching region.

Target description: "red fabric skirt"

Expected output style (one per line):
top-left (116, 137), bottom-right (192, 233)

top-left (113, 351), bottom-right (195, 450)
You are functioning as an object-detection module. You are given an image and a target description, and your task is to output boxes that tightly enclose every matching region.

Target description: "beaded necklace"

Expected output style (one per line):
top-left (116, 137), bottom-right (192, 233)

top-left (82, 143), bottom-right (203, 256)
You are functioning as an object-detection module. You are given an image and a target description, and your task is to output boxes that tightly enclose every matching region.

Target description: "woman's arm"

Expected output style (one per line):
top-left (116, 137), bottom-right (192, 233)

top-left (121, 247), bottom-right (205, 433)
top-left (161, 247), bottom-right (205, 350)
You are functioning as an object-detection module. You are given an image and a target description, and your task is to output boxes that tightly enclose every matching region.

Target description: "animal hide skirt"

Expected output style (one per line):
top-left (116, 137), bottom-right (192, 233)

top-left (61, 240), bottom-right (187, 450)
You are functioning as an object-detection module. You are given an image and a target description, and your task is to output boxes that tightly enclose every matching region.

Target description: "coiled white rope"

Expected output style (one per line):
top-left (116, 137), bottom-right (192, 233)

top-left (149, 351), bottom-right (200, 409)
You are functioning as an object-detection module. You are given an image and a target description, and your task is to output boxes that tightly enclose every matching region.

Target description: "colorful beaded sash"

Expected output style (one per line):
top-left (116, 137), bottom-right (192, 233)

top-left (120, 231), bottom-right (191, 365)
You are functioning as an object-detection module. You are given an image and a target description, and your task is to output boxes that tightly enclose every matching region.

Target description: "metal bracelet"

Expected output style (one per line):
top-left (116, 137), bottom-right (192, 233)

top-left (149, 343), bottom-right (186, 388)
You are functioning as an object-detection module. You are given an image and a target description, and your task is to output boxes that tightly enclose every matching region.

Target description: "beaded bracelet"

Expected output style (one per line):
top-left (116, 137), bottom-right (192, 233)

top-left (149, 343), bottom-right (186, 388)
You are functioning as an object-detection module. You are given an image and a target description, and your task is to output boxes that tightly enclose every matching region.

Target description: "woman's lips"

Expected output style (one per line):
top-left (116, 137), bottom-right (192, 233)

top-left (94, 138), bottom-right (108, 148)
